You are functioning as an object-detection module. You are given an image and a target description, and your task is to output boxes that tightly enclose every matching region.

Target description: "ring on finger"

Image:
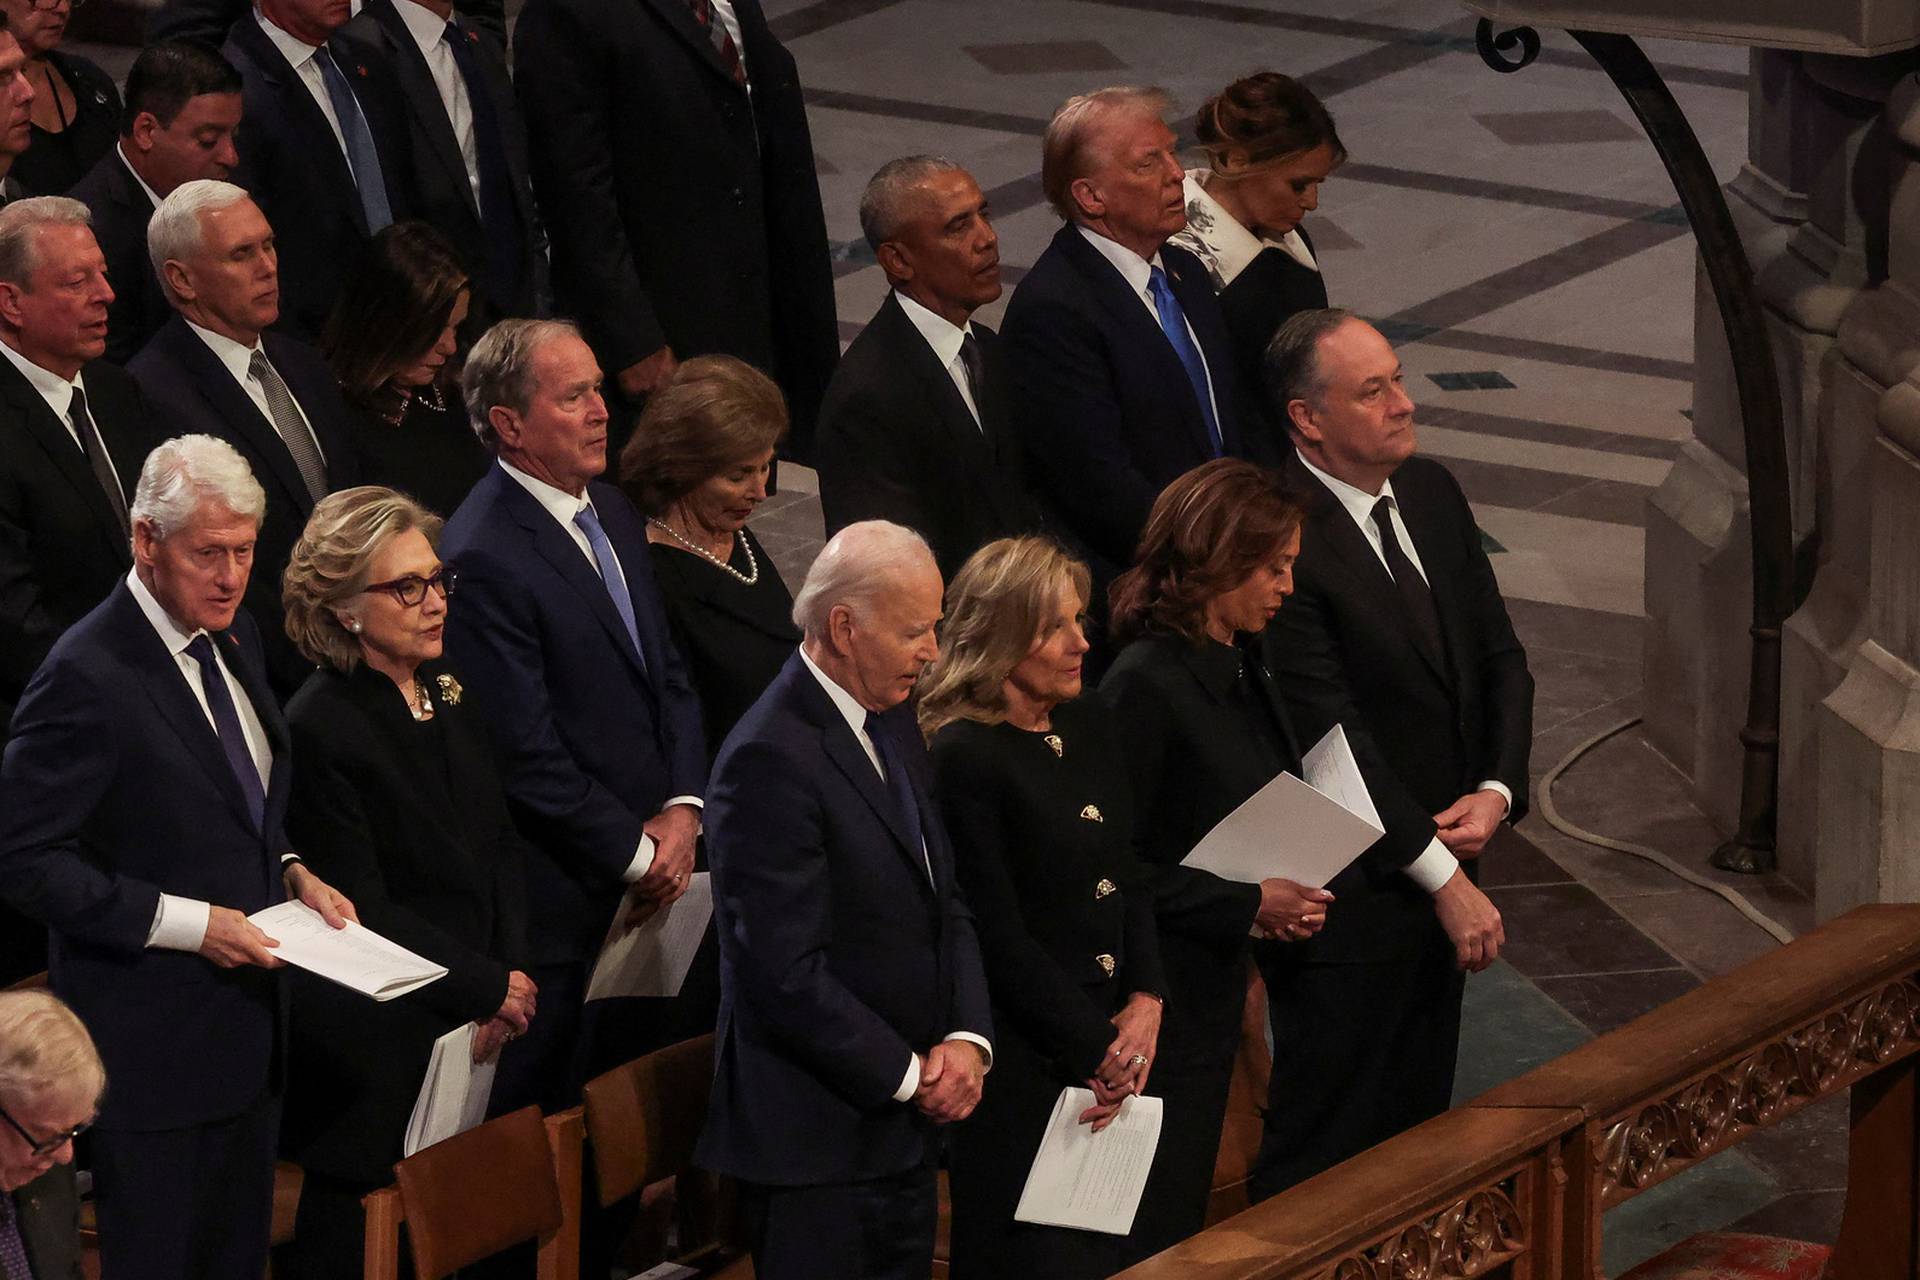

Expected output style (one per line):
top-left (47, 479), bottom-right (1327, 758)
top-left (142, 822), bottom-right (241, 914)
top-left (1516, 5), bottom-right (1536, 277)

top-left (1128, 1053), bottom-right (1148, 1068)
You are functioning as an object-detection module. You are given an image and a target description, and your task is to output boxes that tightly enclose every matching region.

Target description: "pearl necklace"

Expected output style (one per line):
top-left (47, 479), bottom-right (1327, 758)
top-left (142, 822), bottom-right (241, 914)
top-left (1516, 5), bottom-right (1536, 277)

top-left (650, 518), bottom-right (759, 586)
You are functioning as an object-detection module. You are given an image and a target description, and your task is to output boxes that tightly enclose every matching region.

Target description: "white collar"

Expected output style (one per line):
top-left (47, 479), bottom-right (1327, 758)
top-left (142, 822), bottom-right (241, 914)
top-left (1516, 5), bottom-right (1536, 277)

top-left (0, 338), bottom-right (82, 416)
top-left (1074, 223), bottom-right (1163, 296)
top-left (115, 142), bottom-right (164, 209)
top-left (1174, 170), bottom-right (1318, 288)
top-left (392, 0), bottom-right (453, 56)
top-left (892, 289), bottom-right (972, 368)
top-left (184, 319), bottom-right (265, 386)
top-left (799, 643), bottom-right (873, 742)
top-left (1298, 451), bottom-right (1398, 531)
top-left (498, 458), bottom-right (592, 523)
top-left (126, 565), bottom-right (206, 658)
top-left (255, 7), bottom-right (324, 71)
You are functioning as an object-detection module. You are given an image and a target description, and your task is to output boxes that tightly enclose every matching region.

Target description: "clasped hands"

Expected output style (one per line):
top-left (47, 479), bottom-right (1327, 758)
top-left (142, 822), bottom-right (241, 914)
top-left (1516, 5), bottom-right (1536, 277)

top-left (198, 862), bottom-right (359, 970)
top-left (622, 803), bottom-right (703, 929)
top-left (912, 1040), bottom-right (987, 1124)
top-left (1255, 877), bottom-right (1333, 942)
top-left (474, 969), bottom-right (540, 1063)
top-left (1080, 992), bottom-right (1162, 1133)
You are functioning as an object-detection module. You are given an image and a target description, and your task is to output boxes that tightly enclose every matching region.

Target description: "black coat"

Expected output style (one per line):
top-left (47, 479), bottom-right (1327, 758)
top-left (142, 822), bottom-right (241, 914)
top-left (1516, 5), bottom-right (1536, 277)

top-left (1217, 233), bottom-right (1329, 432)
top-left (224, 13), bottom-right (415, 339)
top-left (149, 0), bottom-right (506, 49)
top-left (70, 148), bottom-right (172, 365)
top-left (130, 315), bottom-right (365, 698)
top-left (512, 0), bottom-right (838, 450)
top-left (337, 0), bottom-right (548, 326)
top-left (816, 294), bottom-right (1041, 584)
top-left (1000, 225), bottom-right (1258, 575)
top-left (13, 51), bottom-right (121, 198)
top-left (0, 356), bottom-right (158, 728)
top-left (280, 661), bottom-right (525, 1186)
top-left (340, 391), bottom-right (491, 521)
top-left (13, 1166), bottom-right (82, 1280)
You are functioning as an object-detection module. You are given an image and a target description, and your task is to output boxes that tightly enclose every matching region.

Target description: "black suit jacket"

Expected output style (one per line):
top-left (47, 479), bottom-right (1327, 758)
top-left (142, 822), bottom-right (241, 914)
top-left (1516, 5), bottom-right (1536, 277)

top-left (280, 660), bottom-right (525, 1185)
top-left (1000, 225), bottom-right (1257, 574)
top-left (696, 653), bottom-right (992, 1186)
top-left (150, 0), bottom-right (506, 50)
top-left (71, 149), bottom-right (172, 365)
top-left (1269, 453), bottom-right (1534, 850)
top-left (13, 1166), bottom-right (83, 1280)
top-left (513, 0), bottom-right (838, 449)
top-left (130, 315), bottom-right (364, 697)
top-left (0, 587), bottom-right (290, 1131)
top-left (224, 13), bottom-right (414, 338)
top-left (1218, 233), bottom-right (1329, 434)
top-left (0, 357), bottom-right (157, 729)
top-left (816, 294), bottom-right (1041, 583)
top-left (440, 468), bottom-right (708, 965)
top-left (338, 0), bottom-right (547, 325)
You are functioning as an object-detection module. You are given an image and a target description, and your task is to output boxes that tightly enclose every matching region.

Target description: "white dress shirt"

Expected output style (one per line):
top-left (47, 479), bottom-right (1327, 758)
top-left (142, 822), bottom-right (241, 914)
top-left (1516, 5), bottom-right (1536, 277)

top-left (796, 646), bottom-right (992, 1100)
top-left (496, 461), bottom-right (701, 880)
top-left (1074, 224), bottom-right (1224, 432)
top-left (128, 567), bottom-right (279, 953)
top-left (0, 342), bottom-right (126, 500)
top-left (393, 0), bottom-right (482, 207)
top-left (1295, 453), bottom-right (1513, 893)
top-left (183, 320), bottom-right (329, 467)
top-left (255, 9), bottom-right (357, 174)
top-left (893, 290), bottom-right (981, 429)
top-left (115, 141), bottom-right (164, 209)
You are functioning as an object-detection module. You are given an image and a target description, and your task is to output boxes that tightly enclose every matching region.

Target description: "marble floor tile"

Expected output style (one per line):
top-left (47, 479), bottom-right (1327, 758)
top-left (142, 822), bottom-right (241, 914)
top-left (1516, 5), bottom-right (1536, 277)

top-left (1483, 882), bottom-right (1679, 979)
top-left (1472, 108), bottom-right (1642, 146)
top-left (1505, 596), bottom-right (1647, 663)
top-left (1476, 507), bottom-right (1645, 616)
top-left (1729, 1191), bottom-right (1846, 1244)
top-left (1453, 958), bottom-right (1592, 1103)
top-left (963, 39), bottom-right (1129, 75)
top-left (1612, 890), bottom-right (1788, 978)
top-left (1601, 1153), bottom-right (1781, 1276)
top-left (1421, 405), bottom-right (1680, 462)
top-left (1532, 967), bottom-right (1700, 1035)
top-left (1478, 825), bottom-right (1576, 888)
top-left (1420, 423), bottom-right (1672, 486)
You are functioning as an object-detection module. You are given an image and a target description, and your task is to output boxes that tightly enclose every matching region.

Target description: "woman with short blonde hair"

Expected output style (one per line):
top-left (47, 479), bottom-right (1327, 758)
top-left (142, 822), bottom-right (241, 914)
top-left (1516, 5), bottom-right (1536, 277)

top-left (282, 487), bottom-right (444, 676)
top-left (922, 536), bottom-right (1166, 1278)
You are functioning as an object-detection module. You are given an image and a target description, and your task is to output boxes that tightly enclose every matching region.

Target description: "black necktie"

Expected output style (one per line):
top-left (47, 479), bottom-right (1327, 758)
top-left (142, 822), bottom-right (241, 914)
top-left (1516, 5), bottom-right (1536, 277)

top-left (69, 385), bottom-right (129, 539)
top-left (1372, 496), bottom-right (1444, 663)
top-left (186, 634), bottom-right (267, 831)
top-left (957, 331), bottom-right (986, 425)
top-left (866, 711), bottom-right (932, 884)
top-left (443, 21), bottom-right (523, 303)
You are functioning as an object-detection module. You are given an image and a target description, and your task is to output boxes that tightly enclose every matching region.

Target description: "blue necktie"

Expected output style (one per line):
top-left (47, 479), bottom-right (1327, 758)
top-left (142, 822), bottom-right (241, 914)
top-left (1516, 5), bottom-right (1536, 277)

top-left (574, 504), bottom-right (647, 673)
top-left (1147, 265), bottom-right (1223, 457)
top-left (443, 21), bottom-right (523, 302)
top-left (315, 46), bottom-right (394, 233)
top-left (866, 712), bottom-right (932, 885)
top-left (186, 634), bottom-right (266, 832)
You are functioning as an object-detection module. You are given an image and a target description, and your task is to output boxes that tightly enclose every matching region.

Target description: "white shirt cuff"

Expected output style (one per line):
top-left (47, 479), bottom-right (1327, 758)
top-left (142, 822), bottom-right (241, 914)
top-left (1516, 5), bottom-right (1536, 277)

top-left (666, 795), bottom-right (703, 812)
top-left (1405, 839), bottom-right (1462, 894)
top-left (945, 1031), bottom-right (993, 1073)
top-left (147, 894), bottom-right (211, 952)
top-left (893, 1052), bottom-right (921, 1102)
top-left (1477, 781), bottom-right (1513, 817)
top-left (622, 834), bottom-right (657, 884)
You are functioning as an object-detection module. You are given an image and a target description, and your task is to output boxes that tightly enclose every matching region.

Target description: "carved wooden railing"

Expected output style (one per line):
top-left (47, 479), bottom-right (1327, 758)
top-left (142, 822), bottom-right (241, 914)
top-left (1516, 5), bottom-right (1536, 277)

top-left (1116, 903), bottom-right (1920, 1280)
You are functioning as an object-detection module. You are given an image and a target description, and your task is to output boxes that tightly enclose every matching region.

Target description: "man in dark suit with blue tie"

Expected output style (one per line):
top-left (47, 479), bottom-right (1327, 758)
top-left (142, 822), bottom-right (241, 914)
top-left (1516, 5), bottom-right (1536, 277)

top-left (697, 520), bottom-right (993, 1280)
top-left (0, 434), bottom-right (355, 1280)
top-left (1002, 85), bottom-right (1266, 581)
top-left (442, 318), bottom-right (708, 1111)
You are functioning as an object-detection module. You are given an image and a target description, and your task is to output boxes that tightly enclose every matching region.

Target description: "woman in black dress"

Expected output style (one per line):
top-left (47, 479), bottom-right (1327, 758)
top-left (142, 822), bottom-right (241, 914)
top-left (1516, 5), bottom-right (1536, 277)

top-left (321, 222), bottom-right (492, 518)
top-left (1171, 73), bottom-right (1344, 430)
top-left (1100, 459), bottom-right (1334, 1259)
top-left (920, 536), bottom-right (1166, 1280)
top-left (2, 0), bottom-right (119, 195)
top-left (278, 486), bottom-right (536, 1279)
top-left (618, 355), bottom-right (799, 757)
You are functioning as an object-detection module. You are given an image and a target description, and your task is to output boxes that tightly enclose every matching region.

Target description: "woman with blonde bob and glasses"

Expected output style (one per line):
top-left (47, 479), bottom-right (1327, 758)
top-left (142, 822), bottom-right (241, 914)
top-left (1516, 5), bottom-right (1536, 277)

top-left (277, 486), bottom-right (536, 1279)
top-left (920, 536), bottom-right (1166, 1279)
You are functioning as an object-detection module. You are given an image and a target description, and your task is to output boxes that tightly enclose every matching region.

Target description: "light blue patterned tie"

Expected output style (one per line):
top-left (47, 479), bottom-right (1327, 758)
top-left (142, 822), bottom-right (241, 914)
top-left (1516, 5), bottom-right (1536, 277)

top-left (574, 504), bottom-right (647, 674)
top-left (315, 46), bottom-right (393, 233)
top-left (1147, 265), bottom-right (1223, 456)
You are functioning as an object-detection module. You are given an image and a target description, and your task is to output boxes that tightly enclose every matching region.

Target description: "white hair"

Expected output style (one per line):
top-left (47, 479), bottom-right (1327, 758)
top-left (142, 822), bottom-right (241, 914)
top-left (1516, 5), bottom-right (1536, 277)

top-left (792, 521), bottom-right (937, 639)
top-left (147, 179), bottom-right (253, 305)
top-left (131, 434), bottom-right (266, 540)
top-left (0, 197), bottom-right (92, 287)
top-left (0, 990), bottom-right (104, 1116)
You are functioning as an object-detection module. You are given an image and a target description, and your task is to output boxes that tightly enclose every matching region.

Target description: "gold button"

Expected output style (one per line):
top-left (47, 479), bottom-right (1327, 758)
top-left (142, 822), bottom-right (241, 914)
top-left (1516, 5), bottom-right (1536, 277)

top-left (1095, 878), bottom-right (1117, 899)
top-left (1080, 804), bottom-right (1103, 823)
top-left (1095, 954), bottom-right (1116, 976)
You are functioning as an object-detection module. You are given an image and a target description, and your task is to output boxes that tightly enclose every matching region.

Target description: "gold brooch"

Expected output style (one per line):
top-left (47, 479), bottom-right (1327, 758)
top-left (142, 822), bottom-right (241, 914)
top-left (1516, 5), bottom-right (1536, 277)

top-left (435, 673), bottom-right (463, 706)
top-left (1080, 804), bottom-right (1103, 823)
top-left (1095, 954), bottom-right (1116, 976)
top-left (1043, 734), bottom-right (1064, 757)
top-left (1095, 878), bottom-right (1117, 899)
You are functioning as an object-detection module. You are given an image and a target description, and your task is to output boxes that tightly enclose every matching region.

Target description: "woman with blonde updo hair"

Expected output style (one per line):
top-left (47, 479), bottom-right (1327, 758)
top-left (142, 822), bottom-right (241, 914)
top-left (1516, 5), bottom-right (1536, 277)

top-left (278, 486), bottom-right (535, 1280)
top-left (921, 536), bottom-right (1166, 1278)
top-left (1171, 72), bottom-right (1345, 427)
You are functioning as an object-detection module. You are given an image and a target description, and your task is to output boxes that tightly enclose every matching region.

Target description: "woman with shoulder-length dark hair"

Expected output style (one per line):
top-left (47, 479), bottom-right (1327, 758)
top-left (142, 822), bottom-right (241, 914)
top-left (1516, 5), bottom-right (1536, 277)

top-left (320, 222), bottom-right (492, 517)
top-left (1099, 458), bottom-right (1333, 1259)
top-left (920, 536), bottom-right (1167, 1278)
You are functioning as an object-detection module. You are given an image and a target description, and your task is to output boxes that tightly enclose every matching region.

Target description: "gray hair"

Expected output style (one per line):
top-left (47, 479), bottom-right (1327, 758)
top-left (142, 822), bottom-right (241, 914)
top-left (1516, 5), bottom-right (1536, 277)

top-left (1263, 307), bottom-right (1357, 429)
top-left (131, 434), bottom-right (266, 540)
top-left (147, 179), bottom-right (252, 305)
top-left (1041, 85), bottom-right (1170, 221)
top-left (792, 520), bottom-right (937, 638)
top-left (0, 197), bottom-right (93, 287)
top-left (858, 155), bottom-right (965, 252)
top-left (463, 317), bottom-right (582, 451)
top-left (0, 990), bottom-right (105, 1116)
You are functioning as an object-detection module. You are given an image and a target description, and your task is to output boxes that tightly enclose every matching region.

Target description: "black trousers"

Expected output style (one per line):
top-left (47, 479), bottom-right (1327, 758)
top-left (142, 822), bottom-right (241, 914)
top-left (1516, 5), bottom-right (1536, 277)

top-left (739, 1165), bottom-right (937, 1280)
top-left (1248, 943), bottom-right (1464, 1201)
top-left (91, 1093), bottom-right (280, 1280)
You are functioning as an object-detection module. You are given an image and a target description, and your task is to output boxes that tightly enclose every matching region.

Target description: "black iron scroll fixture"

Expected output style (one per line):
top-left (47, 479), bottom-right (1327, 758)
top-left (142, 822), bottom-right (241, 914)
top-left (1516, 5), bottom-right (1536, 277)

top-left (1472, 20), bottom-right (1796, 874)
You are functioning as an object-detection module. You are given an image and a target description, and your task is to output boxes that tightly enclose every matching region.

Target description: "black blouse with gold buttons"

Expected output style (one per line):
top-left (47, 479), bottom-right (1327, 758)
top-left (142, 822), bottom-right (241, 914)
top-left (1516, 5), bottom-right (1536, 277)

top-left (929, 694), bottom-right (1167, 1081)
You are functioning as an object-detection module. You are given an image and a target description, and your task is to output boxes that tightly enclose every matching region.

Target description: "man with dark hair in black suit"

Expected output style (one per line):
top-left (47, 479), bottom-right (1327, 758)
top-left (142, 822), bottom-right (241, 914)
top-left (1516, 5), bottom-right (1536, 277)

top-left (70, 41), bottom-right (243, 364)
top-left (816, 156), bottom-right (1039, 584)
top-left (338, 0), bottom-right (546, 331)
top-left (1002, 84), bottom-right (1264, 581)
top-left (223, 0), bottom-right (412, 337)
top-left (512, 0), bottom-right (837, 453)
top-left (1255, 307), bottom-right (1528, 1198)
top-left (147, 0), bottom-right (505, 53)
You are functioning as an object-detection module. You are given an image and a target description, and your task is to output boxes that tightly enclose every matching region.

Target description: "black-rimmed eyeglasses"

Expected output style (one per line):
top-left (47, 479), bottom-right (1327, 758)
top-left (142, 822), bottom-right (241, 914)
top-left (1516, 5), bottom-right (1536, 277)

top-left (363, 567), bottom-right (457, 608)
top-left (0, 1097), bottom-right (90, 1157)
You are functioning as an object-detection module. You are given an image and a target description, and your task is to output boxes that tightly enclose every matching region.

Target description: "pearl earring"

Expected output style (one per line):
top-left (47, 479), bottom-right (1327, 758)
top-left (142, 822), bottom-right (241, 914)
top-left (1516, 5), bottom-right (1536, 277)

top-left (346, 618), bottom-right (362, 633)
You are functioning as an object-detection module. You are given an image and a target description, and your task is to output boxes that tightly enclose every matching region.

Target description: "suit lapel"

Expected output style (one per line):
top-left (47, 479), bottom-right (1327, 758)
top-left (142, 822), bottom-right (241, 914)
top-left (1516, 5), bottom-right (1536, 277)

top-left (371, 1), bottom-right (479, 221)
top-left (637, 0), bottom-right (749, 93)
top-left (876, 295), bottom-right (1001, 476)
top-left (231, 18), bottom-right (363, 226)
top-left (166, 322), bottom-right (316, 520)
top-left (791, 666), bottom-right (934, 890)
top-left (0, 358), bottom-right (126, 565)
top-left (1303, 473), bottom-right (1452, 688)
top-left (498, 476), bottom-right (654, 689)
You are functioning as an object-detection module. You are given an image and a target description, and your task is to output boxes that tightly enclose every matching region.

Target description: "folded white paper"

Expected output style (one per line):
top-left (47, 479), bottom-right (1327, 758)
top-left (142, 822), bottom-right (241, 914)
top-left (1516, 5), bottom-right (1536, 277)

top-left (1014, 1089), bottom-right (1163, 1235)
top-left (248, 900), bottom-right (448, 1001)
top-left (1180, 724), bottom-right (1386, 887)
top-left (585, 872), bottom-right (713, 1002)
top-left (403, 1023), bottom-right (498, 1157)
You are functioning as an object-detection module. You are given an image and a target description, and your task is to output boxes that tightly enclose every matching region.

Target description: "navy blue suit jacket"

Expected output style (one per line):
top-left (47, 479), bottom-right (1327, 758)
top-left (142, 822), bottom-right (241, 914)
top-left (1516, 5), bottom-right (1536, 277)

top-left (1000, 224), bottom-right (1262, 575)
top-left (696, 653), bottom-right (993, 1186)
top-left (439, 466), bottom-right (707, 964)
top-left (0, 584), bottom-right (289, 1131)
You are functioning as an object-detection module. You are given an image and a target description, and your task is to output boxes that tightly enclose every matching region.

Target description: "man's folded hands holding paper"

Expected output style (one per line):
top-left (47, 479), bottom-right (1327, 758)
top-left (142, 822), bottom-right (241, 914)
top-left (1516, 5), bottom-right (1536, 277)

top-left (199, 860), bottom-right (359, 970)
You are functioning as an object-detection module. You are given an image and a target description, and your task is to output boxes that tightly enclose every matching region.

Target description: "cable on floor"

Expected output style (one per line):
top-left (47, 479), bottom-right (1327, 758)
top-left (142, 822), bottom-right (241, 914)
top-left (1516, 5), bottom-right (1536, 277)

top-left (1534, 715), bottom-right (1798, 946)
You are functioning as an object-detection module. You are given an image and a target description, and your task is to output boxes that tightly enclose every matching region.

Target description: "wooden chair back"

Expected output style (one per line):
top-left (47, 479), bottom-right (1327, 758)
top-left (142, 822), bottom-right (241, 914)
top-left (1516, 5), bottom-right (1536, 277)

top-left (1207, 962), bottom-right (1273, 1225)
top-left (580, 1033), bottom-right (716, 1207)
